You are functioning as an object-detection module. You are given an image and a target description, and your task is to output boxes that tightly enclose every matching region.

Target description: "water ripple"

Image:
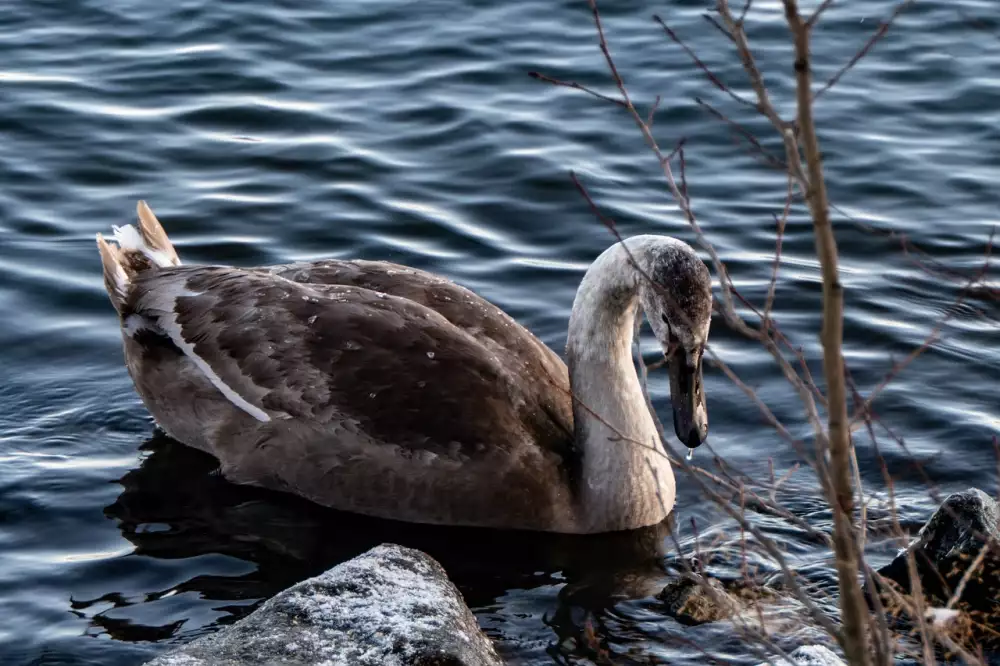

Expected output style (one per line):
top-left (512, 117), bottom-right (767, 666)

top-left (1, 0), bottom-right (999, 663)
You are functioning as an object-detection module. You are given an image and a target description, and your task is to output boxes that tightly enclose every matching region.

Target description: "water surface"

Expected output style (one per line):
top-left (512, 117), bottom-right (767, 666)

top-left (1, 0), bottom-right (999, 663)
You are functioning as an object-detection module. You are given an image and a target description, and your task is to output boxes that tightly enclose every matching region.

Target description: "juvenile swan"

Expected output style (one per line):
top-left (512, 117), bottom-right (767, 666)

top-left (98, 202), bottom-right (712, 533)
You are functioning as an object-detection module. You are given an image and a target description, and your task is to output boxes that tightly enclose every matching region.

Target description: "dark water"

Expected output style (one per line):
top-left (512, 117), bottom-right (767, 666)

top-left (1, 0), bottom-right (998, 663)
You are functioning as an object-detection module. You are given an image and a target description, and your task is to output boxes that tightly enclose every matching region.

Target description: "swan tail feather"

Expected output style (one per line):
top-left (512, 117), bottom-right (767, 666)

top-left (96, 201), bottom-right (181, 314)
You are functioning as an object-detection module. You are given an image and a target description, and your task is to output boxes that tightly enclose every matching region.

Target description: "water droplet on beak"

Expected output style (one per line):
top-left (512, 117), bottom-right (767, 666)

top-left (686, 448), bottom-right (695, 461)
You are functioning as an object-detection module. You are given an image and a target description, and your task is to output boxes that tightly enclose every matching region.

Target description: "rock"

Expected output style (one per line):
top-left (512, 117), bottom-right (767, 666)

top-left (145, 544), bottom-right (504, 666)
top-left (658, 574), bottom-right (740, 625)
top-left (658, 572), bottom-right (784, 627)
top-left (871, 488), bottom-right (1000, 647)
top-left (753, 645), bottom-right (846, 666)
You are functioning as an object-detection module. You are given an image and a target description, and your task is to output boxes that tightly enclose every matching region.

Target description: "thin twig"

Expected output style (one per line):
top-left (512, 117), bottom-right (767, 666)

top-left (946, 540), bottom-right (995, 611)
top-left (646, 94), bottom-right (662, 127)
top-left (654, 14), bottom-right (756, 111)
top-left (716, 0), bottom-right (789, 131)
top-left (807, 0), bottom-right (836, 28)
top-left (855, 228), bottom-right (994, 422)
top-left (763, 171), bottom-right (793, 330)
top-left (695, 97), bottom-right (785, 170)
top-left (527, 71), bottom-right (626, 107)
top-left (813, 0), bottom-right (917, 100)
top-left (702, 13), bottom-right (736, 44)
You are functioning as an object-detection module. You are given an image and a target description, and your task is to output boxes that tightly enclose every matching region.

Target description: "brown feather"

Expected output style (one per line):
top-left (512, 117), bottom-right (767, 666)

top-left (136, 200), bottom-right (180, 266)
top-left (96, 234), bottom-right (126, 313)
top-left (120, 262), bottom-right (581, 530)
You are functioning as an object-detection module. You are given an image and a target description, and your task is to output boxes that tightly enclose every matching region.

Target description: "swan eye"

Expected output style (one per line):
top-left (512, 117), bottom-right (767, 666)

top-left (661, 313), bottom-right (678, 347)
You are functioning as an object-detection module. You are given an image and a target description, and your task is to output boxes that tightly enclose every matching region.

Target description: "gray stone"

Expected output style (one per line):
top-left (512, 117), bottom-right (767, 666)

top-left (753, 645), bottom-right (846, 666)
top-left (907, 488), bottom-right (999, 563)
top-left (145, 544), bottom-right (503, 666)
top-left (874, 489), bottom-right (1000, 599)
top-left (871, 488), bottom-right (1000, 648)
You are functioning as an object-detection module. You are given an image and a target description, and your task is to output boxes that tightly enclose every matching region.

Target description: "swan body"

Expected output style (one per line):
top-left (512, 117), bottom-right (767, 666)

top-left (98, 203), bottom-right (712, 534)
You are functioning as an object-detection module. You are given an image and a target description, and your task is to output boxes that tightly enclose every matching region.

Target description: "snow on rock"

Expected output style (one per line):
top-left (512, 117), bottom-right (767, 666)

top-left (145, 544), bottom-right (504, 666)
top-left (754, 645), bottom-right (846, 666)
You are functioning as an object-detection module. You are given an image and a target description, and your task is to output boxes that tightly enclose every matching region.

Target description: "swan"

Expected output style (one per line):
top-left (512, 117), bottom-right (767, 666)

top-left (97, 202), bottom-right (712, 534)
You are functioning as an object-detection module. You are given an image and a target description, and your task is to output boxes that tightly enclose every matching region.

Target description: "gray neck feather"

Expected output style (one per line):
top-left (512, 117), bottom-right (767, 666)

top-left (565, 236), bottom-right (678, 532)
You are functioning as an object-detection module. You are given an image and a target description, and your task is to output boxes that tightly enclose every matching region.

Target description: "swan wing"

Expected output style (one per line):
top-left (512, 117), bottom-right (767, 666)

top-left (266, 259), bottom-right (571, 398)
top-left (124, 265), bottom-right (573, 461)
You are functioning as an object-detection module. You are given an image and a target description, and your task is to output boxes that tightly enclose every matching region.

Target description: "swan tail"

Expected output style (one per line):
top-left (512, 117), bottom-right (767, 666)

top-left (135, 200), bottom-right (181, 266)
top-left (97, 200), bottom-right (181, 314)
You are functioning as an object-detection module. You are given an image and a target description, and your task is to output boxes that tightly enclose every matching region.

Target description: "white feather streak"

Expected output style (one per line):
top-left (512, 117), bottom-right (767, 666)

top-left (111, 224), bottom-right (175, 268)
top-left (142, 283), bottom-right (272, 423)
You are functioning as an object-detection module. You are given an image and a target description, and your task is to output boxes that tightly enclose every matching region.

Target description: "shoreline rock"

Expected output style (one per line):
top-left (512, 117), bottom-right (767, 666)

top-left (870, 488), bottom-right (1000, 649)
top-left (145, 543), bottom-right (504, 666)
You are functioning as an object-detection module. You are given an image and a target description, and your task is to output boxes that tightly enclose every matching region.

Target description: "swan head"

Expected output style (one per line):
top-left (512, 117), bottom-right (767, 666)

top-left (639, 244), bottom-right (712, 450)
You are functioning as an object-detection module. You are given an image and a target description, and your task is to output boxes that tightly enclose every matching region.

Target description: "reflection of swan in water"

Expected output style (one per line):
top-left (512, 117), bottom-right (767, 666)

top-left (97, 203), bottom-right (712, 533)
top-left (83, 433), bottom-right (671, 649)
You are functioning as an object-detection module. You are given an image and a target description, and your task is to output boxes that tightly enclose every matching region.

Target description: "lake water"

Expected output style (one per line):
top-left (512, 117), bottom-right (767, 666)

top-left (2, 0), bottom-right (998, 664)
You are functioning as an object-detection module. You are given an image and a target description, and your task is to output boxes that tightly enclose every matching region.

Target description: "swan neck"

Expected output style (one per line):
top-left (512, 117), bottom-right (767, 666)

top-left (565, 239), bottom-right (675, 532)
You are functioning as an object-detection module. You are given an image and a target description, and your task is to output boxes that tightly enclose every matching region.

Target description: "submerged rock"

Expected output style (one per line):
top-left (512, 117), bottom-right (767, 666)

top-left (658, 573), bottom-right (784, 626)
top-left (658, 574), bottom-right (739, 625)
top-left (753, 645), bottom-right (846, 666)
top-left (871, 488), bottom-right (1000, 647)
top-left (145, 544), bottom-right (503, 666)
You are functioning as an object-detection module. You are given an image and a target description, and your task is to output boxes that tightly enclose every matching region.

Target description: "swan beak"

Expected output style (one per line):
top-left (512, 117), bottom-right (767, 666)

top-left (668, 350), bottom-right (708, 449)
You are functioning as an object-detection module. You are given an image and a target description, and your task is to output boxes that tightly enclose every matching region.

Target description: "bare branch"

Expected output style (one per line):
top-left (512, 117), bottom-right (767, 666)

top-left (646, 94), bottom-right (662, 127)
top-left (540, 0), bottom-right (996, 660)
top-left (854, 228), bottom-right (994, 423)
top-left (653, 14), bottom-right (756, 111)
top-left (763, 169), bottom-right (793, 330)
top-left (716, 0), bottom-right (789, 131)
top-left (887, 477), bottom-right (937, 666)
top-left (946, 540), bottom-right (994, 611)
top-left (782, 1), bottom-right (869, 663)
top-left (807, 0), bottom-right (836, 28)
top-left (527, 71), bottom-right (626, 107)
top-left (814, 0), bottom-right (916, 100)
top-left (702, 12), bottom-right (736, 44)
top-left (695, 97), bottom-right (786, 169)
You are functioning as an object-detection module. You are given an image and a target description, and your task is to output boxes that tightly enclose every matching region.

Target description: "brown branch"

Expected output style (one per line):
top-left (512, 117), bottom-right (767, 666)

top-left (854, 228), bottom-right (994, 423)
top-left (653, 14), bottom-right (756, 111)
top-left (887, 478), bottom-right (937, 666)
top-left (763, 170), bottom-right (793, 330)
top-left (781, 2), bottom-right (869, 664)
top-left (541, 0), bottom-right (995, 661)
top-left (695, 97), bottom-right (786, 170)
top-left (814, 0), bottom-right (916, 100)
top-left (716, 0), bottom-right (789, 131)
top-left (807, 0), bottom-right (836, 28)
top-left (646, 94), bottom-right (662, 127)
top-left (526, 71), bottom-right (626, 107)
top-left (702, 12), bottom-right (736, 44)
top-left (603, 0), bottom-right (833, 463)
